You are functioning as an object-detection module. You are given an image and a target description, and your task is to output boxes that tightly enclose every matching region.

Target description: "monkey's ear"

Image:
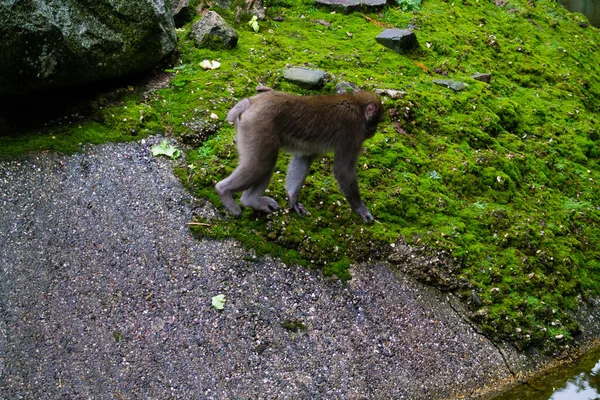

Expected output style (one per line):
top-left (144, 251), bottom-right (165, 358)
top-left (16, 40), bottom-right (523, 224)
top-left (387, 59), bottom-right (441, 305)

top-left (364, 102), bottom-right (379, 120)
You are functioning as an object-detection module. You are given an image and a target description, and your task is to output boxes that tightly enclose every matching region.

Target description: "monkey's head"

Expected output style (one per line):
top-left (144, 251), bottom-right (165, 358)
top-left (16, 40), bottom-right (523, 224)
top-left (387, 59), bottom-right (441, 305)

top-left (358, 92), bottom-right (385, 138)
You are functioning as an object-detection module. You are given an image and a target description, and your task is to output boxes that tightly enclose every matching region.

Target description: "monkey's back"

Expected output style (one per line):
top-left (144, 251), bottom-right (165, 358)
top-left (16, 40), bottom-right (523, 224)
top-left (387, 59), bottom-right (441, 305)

top-left (236, 91), bottom-right (376, 155)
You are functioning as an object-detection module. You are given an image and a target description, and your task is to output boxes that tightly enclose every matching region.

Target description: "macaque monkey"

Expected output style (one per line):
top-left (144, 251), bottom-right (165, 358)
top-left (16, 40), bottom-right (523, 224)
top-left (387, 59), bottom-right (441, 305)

top-left (215, 90), bottom-right (384, 222)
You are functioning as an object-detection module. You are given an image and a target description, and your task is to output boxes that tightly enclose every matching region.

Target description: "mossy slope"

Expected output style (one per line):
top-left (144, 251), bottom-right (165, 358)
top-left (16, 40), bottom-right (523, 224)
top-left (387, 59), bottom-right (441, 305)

top-left (2, 0), bottom-right (599, 353)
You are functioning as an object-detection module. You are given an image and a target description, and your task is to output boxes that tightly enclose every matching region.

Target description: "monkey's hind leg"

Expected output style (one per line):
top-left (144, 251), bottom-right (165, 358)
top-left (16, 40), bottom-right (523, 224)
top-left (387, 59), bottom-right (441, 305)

top-left (286, 154), bottom-right (316, 216)
top-left (215, 149), bottom-right (279, 217)
top-left (240, 171), bottom-right (280, 214)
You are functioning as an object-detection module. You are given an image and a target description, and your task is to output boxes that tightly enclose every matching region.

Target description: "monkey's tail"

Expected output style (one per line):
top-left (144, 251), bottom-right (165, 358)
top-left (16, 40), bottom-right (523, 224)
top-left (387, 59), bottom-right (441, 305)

top-left (226, 98), bottom-right (250, 123)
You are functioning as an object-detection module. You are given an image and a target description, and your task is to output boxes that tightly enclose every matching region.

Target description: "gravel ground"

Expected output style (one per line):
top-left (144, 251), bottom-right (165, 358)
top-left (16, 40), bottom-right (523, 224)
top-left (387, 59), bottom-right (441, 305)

top-left (0, 137), bottom-right (516, 399)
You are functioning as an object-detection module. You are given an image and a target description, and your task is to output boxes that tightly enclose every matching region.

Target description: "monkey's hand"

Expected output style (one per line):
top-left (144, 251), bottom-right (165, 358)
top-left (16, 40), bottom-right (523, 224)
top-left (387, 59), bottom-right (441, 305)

top-left (290, 202), bottom-right (308, 216)
top-left (355, 203), bottom-right (374, 223)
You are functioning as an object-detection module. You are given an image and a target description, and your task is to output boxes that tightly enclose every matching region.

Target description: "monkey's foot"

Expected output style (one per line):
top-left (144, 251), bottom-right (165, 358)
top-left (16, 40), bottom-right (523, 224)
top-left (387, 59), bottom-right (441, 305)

top-left (355, 204), bottom-right (374, 223)
top-left (255, 196), bottom-right (280, 213)
top-left (290, 202), bottom-right (308, 216)
top-left (360, 212), bottom-right (374, 223)
top-left (221, 199), bottom-right (242, 218)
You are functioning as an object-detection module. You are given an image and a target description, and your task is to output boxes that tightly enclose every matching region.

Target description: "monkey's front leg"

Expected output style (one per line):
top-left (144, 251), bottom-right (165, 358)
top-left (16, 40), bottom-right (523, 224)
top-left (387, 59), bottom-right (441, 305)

top-left (286, 154), bottom-right (315, 216)
top-left (333, 152), bottom-right (374, 223)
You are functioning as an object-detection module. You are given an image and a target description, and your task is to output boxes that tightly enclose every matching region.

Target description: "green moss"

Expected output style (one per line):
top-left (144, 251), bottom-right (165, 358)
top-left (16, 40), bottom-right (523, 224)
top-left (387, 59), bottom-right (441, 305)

top-left (3, 0), bottom-right (600, 354)
top-left (281, 318), bottom-right (307, 332)
top-left (0, 84), bottom-right (165, 157)
top-left (0, 120), bottom-right (139, 157)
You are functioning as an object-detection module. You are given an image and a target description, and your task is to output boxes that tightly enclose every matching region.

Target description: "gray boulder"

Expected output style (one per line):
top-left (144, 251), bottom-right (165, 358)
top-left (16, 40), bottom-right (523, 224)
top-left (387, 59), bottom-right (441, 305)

top-left (376, 29), bottom-right (419, 54)
top-left (190, 11), bottom-right (238, 50)
top-left (283, 67), bottom-right (326, 89)
top-left (0, 0), bottom-right (177, 96)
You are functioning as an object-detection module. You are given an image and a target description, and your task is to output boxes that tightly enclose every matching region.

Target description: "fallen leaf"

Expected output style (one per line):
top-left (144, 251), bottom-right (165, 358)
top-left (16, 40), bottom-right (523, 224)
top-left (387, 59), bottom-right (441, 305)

top-left (200, 60), bottom-right (221, 70)
top-left (363, 15), bottom-right (386, 27)
top-left (248, 15), bottom-right (259, 32)
top-left (414, 61), bottom-right (429, 73)
top-left (212, 294), bottom-right (226, 310)
top-left (151, 140), bottom-right (180, 160)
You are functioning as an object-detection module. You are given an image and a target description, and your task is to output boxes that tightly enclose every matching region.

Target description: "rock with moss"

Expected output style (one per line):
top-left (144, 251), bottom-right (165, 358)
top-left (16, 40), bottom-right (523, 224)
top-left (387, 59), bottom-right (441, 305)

top-left (335, 81), bottom-right (360, 94)
top-left (180, 118), bottom-right (223, 147)
top-left (210, 0), bottom-right (266, 19)
top-left (190, 11), bottom-right (238, 50)
top-left (0, 0), bottom-right (176, 95)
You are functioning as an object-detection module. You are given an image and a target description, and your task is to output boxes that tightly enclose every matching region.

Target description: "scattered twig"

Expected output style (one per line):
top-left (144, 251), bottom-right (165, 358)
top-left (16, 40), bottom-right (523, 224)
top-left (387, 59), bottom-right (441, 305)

top-left (187, 222), bottom-right (211, 227)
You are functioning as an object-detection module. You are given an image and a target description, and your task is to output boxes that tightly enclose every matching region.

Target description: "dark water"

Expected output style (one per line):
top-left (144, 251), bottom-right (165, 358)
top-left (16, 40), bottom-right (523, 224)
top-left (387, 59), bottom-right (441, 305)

top-left (557, 0), bottom-right (600, 27)
top-left (490, 347), bottom-right (600, 400)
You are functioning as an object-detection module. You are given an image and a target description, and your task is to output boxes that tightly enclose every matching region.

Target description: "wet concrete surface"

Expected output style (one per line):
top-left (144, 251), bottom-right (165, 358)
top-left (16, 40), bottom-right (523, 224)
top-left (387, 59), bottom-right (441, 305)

top-left (0, 137), bottom-right (514, 399)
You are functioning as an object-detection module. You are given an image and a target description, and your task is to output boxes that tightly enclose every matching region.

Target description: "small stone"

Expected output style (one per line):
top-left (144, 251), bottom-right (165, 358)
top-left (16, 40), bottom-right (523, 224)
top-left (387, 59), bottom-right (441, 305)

top-left (471, 73), bottom-right (492, 83)
top-left (433, 68), bottom-right (448, 76)
top-left (283, 67), bottom-right (326, 89)
top-left (474, 308), bottom-right (489, 318)
top-left (433, 79), bottom-right (467, 92)
top-left (313, 19), bottom-right (332, 28)
top-left (375, 29), bottom-right (419, 54)
top-left (470, 290), bottom-right (483, 307)
top-left (374, 88), bottom-right (406, 99)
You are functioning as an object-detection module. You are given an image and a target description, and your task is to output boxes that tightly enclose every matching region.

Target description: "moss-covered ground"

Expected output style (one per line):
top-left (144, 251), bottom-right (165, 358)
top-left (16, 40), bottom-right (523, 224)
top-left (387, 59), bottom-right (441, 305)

top-left (2, 0), bottom-right (599, 353)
